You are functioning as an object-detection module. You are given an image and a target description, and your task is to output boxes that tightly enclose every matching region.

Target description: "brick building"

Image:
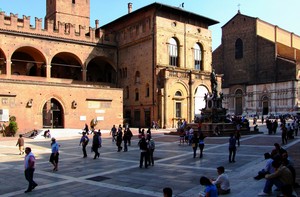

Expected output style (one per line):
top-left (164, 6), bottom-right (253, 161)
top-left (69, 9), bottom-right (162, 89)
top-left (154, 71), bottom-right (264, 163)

top-left (0, 0), bottom-right (123, 132)
top-left (213, 11), bottom-right (300, 117)
top-left (102, 3), bottom-right (218, 128)
top-left (0, 0), bottom-right (219, 131)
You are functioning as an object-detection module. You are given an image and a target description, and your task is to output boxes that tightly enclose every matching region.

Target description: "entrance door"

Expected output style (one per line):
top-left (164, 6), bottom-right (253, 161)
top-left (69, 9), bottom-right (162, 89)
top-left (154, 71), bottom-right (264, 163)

top-left (43, 98), bottom-right (64, 128)
top-left (262, 96), bottom-right (269, 115)
top-left (144, 110), bottom-right (151, 128)
top-left (235, 89), bottom-right (243, 115)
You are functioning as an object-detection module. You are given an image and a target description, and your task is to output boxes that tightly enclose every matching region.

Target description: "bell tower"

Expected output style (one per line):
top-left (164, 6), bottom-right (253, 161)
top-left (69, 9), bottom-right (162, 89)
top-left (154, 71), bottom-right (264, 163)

top-left (45, 0), bottom-right (90, 30)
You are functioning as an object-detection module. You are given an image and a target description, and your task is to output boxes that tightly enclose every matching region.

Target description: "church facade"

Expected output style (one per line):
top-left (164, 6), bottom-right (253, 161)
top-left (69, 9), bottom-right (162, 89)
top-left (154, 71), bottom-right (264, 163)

top-left (213, 12), bottom-right (300, 117)
top-left (0, 1), bottom-right (219, 132)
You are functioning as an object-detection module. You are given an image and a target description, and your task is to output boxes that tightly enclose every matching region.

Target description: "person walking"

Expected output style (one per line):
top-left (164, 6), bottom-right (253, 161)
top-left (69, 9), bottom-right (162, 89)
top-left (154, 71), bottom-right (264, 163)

top-left (92, 132), bottom-right (101, 159)
top-left (281, 124), bottom-right (288, 145)
top-left (110, 125), bottom-right (117, 142)
top-left (199, 132), bottom-right (206, 158)
top-left (16, 134), bottom-right (25, 155)
top-left (191, 132), bottom-right (199, 158)
top-left (228, 133), bottom-right (237, 163)
top-left (79, 132), bottom-right (89, 158)
top-left (24, 147), bottom-right (38, 193)
top-left (49, 138), bottom-right (59, 171)
top-left (116, 125), bottom-right (123, 152)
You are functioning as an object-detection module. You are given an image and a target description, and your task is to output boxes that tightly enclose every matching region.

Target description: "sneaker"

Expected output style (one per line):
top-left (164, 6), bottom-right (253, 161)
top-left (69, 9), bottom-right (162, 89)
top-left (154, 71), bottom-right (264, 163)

top-left (258, 191), bottom-right (271, 196)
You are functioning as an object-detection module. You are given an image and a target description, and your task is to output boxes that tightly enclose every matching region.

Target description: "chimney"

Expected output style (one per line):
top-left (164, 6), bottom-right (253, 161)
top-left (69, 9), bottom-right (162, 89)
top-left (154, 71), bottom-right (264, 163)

top-left (128, 2), bottom-right (132, 13)
top-left (95, 19), bottom-right (99, 29)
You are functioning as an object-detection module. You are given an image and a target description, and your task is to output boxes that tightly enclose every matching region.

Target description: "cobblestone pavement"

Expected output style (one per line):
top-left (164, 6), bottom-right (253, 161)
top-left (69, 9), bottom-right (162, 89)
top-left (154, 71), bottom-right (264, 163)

top-left (0, 125), bottom-right (299, 197)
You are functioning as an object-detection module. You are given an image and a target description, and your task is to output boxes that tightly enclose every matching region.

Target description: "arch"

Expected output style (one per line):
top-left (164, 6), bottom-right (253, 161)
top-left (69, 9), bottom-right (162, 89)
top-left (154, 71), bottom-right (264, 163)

top-left (261, 95), bottom-right (269, 115)
top-left (168, 37), bottom-right (179, 67)
top-left (42, 98), bottom-right (65, 128)
top-left (235, 89), bottom-right (243, 115)
top-left (194, 85), bottom-right (209, 116)
top-left (235, 38), bottom-right (243, 59)
top-left (51, 52), bottom-right (83, 80)
top-left (11, 46), bottom-right (47, 77)
top-left (0, 49), bottom-right (7, 74)
top-left (86, 56), bottom-right (116, 83)
top-left (175, 91), bottom-right (182, 97)
top-left (194, 42), bottom-right (203, 71)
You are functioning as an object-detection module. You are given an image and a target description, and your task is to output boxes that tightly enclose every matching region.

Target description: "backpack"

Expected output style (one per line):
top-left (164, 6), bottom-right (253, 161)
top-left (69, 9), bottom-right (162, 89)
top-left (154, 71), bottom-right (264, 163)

top-left (149, 139), bottom-right (155, 150)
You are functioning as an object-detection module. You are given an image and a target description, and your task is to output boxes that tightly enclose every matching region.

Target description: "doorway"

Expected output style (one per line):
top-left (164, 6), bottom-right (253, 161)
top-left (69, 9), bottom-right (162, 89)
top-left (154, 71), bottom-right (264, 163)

top-left (43, 98), bottom-right (64, 128)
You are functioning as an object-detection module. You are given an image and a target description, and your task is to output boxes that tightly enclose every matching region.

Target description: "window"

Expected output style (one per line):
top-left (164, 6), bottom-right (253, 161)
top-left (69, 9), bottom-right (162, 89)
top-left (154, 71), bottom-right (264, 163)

top-left (135, 71), bottom-right (140, 83)
top-left (194, 43), bottom-right (203, 70)
top-left (146, 84), bottom-right (150, 97)
top-left (175, 91), bottom-right (182, 97)
top-left (72, 0), bottom-right (75, 4)
top-left (235, 38), bottom-right (243, 59)
top-left (125, 86), bottom-right (129, 99)
top-left (176, 102), bottom-right (182, 118)
top-left (168, 38), bottom-right (178, 66)
top-left (135, 88), bottom-right (139, 101)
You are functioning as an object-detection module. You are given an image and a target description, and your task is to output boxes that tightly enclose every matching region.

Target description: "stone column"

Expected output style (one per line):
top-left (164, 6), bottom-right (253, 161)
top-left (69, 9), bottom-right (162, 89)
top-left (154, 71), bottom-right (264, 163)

top-left (46, 64), bottom-right (51, 79)
top-left (6, 58), bottom-right (11, 78)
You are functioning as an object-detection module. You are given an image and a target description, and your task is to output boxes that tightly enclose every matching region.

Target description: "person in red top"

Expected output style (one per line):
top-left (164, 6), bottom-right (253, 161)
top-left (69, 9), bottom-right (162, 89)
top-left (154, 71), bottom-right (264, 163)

top-left (24, 147), bottom-right (38, 193)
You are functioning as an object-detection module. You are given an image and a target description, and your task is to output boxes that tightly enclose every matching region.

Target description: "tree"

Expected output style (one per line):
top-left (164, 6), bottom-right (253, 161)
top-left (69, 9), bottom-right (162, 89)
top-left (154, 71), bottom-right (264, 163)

top-left (8, 116), bottom-right (18, 137)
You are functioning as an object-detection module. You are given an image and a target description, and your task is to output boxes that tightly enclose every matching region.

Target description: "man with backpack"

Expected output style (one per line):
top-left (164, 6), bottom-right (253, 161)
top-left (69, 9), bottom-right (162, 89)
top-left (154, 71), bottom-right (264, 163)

top-left (148, 137), bottom-right (155, 166)
top-left (79, 132), bottom-right (89, 158)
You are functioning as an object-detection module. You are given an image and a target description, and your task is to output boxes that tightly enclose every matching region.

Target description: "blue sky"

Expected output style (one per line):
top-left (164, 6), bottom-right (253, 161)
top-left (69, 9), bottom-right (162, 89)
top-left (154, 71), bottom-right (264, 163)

top-left (0, 0), bottom-right (299, 50)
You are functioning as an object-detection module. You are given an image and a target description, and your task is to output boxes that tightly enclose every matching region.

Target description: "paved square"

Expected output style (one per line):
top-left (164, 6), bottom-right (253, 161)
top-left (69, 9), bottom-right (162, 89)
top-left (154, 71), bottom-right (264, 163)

top-left (0, 129), bottom-right (299, 197)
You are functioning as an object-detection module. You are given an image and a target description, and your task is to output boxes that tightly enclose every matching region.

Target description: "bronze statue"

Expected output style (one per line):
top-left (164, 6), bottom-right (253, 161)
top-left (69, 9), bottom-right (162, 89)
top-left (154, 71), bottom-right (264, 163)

top-left (210, 69), bottom-right (218, 97)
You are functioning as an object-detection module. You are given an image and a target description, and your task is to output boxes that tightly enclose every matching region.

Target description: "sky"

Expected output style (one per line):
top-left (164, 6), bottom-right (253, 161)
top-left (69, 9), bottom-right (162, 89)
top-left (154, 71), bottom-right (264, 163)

top-left (0, 0), bottom-right (299, 50)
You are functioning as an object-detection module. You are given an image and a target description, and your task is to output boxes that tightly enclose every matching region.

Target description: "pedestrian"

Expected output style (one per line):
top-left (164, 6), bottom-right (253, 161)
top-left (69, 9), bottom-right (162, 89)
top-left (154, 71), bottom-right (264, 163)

top-left (110, 125), bottom-right (117, 142)
top-left (127, 127), bottom-right (133, 146)
top-left (211, 166), bottom-right (231, 195)
top-left (199, 132), bottom-right (206, 158)
top-left (92, 132), bottom-right (101, 159)
top-left (191, 132), bottom-right (199, 158)
top-left (24, 147), bottom-right (38, 193)
top-left (84, 123), bottom-right (89, 135)
top-left (199, 176), bottom-right (218, 197)
top-left (49, 138), bottom-right (59, 171)
top-left (16, 134), bottom-right (25, 155)
top-left (138, 137), bottom-right (148, 168)
top-left (116, 125), bottom-right (123, 152)
top-left (79, 132), bottom-right (89, 158)
top-left (148, 137), bottom-right (155, 166)
top-left (123, 128), bottom-right (130, 152)
top-left (228, 133), bottom-right (236, 163)
top-left (281, 124), bottom-right (288, 145)
top-left (235, 124), bottom-right (241, 146)
top-left (163, 187), bottom-right (173, 197)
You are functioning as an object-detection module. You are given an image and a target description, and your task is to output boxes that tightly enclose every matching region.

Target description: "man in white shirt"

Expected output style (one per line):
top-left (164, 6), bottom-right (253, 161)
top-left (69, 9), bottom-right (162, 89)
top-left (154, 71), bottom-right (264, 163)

top-left (254, 152), bottom-right (275, 180)
top-left (211, 166), bottom-right (230, 195)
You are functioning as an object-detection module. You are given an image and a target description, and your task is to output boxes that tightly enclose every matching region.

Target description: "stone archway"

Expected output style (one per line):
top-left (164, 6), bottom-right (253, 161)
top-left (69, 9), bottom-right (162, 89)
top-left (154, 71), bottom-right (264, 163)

top-left (42, 98), bottom-right (64, 128)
